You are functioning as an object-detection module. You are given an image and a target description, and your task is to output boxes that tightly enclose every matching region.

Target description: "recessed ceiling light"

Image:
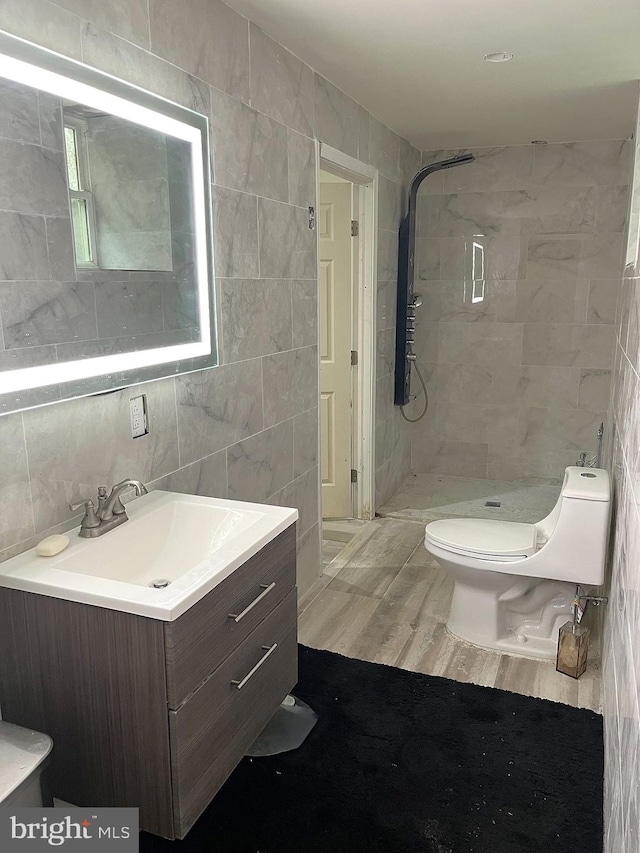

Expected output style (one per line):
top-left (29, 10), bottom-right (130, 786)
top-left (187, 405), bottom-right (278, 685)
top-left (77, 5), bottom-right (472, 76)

top-left (483, 52), bottom-right (513, 63)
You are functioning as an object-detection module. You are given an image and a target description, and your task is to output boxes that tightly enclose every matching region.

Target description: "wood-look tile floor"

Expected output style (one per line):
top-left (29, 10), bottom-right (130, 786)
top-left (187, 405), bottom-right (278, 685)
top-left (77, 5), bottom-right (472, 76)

top-left (300, 516), bottom-right (601, 713)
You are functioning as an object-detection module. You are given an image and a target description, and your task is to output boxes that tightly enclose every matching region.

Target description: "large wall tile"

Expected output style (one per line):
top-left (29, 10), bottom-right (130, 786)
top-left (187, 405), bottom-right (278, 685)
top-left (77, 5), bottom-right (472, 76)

top-left (287, 129), bottom-right (316, 208)
top-left (424, 145), bottom-right (534, 193)
top-left (518, 406), bottom-right (606, 451)
top-left (81, 24), bottom-right (210, 114)
top-left (95, 281), bottom-right (163, 338)
top-left (525, 235), bottom-right (581, 279)
top-left (424, 279), bottom-right (515, 323)
top-left (0, 0), bottom-right (82, 59)
top-left (377, 229), bottom-right (399, 282)
top-left (0, 281), bottom-right (97, 348)
top-left (0, 212), bottom-right (50, 281)
top-left (486, 445), bottom-right (577, 484)
top-left (149, 0), bottom-right (249, 101)
top-left (149, 449), bottom-right (228, 499)
top-left (176, 359), bottom-right (263, 465)
top-left (24, 379), bottom-right (179, 532)
top-left (249, 25), bottom-right (313, 137)
top-left (368, 118), bottom-right (401, 183)
top-left (262, 346), bottom-right (318, 427)
top-left (522, 324), bottom-right (614, 369)
top-left (514, 280), bottom-right (588, 324)
top-left (436, 401), bottom-right (519, 446)
top-left (268, 466), bottom-right (319, 537)
top-left (227, 420), bottom-right (294, 502)
top-left (293, 407), bottom-right (318, 479)
top-left (296, 522), bottom-right (322, 593)
top-left (411, 437), bottom-right (488, 478)
top-left (211, 187), bottom-right (259, 279)
top-left (378, 177), bottom-right (403, 232)
top-left (0, 140), bottom-right (68, 217)
top-left (291, 280), bottom-right (317, 348)
top-left (532, 140), bottom-right (631, 187)
top-left (578, 368), bottom-right (612, 412)
top-left (596, 185), bottom-right (630, 233)
top-left (437, 322), bottom-right (523, 366)
top-left (53, 0), bottom-right (149, 47)
top-left (221, 278), bottom-right (292, 362)
top-left (258, 199), bottom-right (316, 279)
top-left (587, 280), bottom-right (619, 325)
top-left (313, 75), bottom-right (359, 158)
top-left (0, 414), bottom-right (34, 551)
top-left (210, 87), bottom-right (289, 202)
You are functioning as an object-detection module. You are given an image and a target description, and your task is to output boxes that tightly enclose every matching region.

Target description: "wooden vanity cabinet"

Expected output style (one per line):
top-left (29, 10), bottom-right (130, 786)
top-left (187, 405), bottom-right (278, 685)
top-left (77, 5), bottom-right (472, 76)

top-left (0, 523), bottom-right (298, 840)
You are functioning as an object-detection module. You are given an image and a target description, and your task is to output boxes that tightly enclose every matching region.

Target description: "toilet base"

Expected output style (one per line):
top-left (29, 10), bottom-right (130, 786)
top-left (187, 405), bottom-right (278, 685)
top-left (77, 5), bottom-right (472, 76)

top-left (447, 574), bottom-right (576, 660)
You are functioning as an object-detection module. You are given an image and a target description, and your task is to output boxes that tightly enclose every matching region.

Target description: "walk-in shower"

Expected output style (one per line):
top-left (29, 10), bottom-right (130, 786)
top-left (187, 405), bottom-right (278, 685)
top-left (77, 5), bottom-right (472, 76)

top-left (394, 154), bottom-right (474, 419)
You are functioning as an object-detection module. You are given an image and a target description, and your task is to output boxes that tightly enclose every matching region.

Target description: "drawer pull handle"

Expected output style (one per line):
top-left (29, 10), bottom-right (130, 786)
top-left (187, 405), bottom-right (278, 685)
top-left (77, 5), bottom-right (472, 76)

top-left (228, 582), bottom-right (276, 622)
top-left (231, 643), bottom-right (278, 690)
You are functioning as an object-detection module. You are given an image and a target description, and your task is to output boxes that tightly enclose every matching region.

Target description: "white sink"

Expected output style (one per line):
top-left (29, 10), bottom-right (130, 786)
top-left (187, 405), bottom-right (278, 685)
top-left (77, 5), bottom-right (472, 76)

top-left (0, 491), bottom-right (298, 620)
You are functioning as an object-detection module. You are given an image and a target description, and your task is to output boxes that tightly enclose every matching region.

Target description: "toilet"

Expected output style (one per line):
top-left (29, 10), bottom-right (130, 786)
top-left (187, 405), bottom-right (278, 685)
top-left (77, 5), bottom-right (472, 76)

top-left (424, 467), bottom-right (610, 659)
top-left (0, 721), bottom-right (53, 807)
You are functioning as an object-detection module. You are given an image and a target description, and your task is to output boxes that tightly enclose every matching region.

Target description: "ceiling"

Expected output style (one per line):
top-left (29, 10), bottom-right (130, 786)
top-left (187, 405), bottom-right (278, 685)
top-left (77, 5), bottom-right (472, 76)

top-left (225, 0), bottom-right (640, 150)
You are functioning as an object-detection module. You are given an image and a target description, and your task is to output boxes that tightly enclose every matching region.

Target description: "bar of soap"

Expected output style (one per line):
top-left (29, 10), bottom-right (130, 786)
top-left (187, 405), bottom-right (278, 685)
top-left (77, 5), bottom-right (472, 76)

top-left (35, 534), bottom-right (70, 557)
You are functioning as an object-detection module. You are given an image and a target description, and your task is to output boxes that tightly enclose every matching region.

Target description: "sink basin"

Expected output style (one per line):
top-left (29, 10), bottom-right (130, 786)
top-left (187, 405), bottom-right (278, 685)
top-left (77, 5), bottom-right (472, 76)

top-left (0, 491), bottom-right (298, 620)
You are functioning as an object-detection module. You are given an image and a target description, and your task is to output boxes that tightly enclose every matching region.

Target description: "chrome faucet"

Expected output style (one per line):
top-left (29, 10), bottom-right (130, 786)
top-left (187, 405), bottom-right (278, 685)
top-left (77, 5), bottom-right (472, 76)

top-left (69, 478), bottom-right (148, 538)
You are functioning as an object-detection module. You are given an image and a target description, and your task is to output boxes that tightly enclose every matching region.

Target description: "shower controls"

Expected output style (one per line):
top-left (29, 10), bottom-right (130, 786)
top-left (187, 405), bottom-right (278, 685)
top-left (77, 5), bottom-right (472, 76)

top-left (395, 154), bottom-right (474, 405)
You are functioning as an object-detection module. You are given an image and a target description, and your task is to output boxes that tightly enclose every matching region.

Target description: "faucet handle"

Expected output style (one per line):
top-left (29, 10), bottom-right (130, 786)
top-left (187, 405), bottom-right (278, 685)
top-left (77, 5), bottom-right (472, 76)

top-left (68, 498), bottom-right (101, 529)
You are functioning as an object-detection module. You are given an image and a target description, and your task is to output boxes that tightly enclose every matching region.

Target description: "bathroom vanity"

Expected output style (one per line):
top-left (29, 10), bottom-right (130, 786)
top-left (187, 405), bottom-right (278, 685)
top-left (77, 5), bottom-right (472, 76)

top-left (0, 492), bottom-right (298, 840)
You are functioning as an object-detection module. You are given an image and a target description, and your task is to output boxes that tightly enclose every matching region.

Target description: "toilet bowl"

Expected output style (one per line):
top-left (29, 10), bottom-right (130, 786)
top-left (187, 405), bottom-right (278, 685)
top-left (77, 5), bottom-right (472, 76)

top-left (424, 467), bottom-right (610, 659)
top-left (0, 721), bottom-right (53, 807)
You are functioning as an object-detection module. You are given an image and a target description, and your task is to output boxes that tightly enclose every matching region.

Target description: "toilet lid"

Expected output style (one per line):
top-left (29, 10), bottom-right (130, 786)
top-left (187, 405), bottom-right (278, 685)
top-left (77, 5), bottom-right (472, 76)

top-left (425, 518), bottom-right (537, 557)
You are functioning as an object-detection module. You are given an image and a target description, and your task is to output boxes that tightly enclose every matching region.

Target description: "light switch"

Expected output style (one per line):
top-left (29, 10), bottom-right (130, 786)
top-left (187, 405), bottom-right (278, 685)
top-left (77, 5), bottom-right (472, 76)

top-left (130, 394), bottom-right (148, 439)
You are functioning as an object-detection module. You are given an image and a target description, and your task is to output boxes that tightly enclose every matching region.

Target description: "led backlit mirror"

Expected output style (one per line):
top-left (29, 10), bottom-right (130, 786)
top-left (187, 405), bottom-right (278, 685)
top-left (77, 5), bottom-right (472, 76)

top-left (0, 30), bottom-right (217, 415)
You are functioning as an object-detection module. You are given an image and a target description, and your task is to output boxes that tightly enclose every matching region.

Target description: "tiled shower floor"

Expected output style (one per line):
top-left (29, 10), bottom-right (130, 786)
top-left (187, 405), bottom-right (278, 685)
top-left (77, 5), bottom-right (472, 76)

top-left (300, 473), bottom-right (601, 712)
top-left (377, 472), bottom-right (560, 524)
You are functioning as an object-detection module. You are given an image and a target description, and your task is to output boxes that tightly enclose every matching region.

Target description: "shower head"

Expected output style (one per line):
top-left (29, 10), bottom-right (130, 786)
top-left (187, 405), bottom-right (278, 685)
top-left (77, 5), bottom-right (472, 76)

top-left (439, 154), bottom-right (475, 170)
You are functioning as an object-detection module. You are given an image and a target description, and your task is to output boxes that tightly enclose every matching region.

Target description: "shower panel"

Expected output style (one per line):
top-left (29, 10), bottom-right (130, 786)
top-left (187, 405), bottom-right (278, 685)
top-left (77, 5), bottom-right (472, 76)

top-left (394, 154), bottom-right (474, 408)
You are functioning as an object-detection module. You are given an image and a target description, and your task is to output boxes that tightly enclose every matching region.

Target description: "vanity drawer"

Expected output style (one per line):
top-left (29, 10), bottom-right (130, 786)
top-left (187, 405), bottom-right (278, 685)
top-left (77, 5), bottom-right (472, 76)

top-left (164, 524), bottom-right (296, 709)
top-left (169, 588), bottom-right (298, 838)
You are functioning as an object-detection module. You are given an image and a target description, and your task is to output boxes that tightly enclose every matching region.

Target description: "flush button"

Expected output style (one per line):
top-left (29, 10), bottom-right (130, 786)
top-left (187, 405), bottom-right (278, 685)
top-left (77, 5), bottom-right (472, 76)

top-left (580, 472), bottom-right (597, 478)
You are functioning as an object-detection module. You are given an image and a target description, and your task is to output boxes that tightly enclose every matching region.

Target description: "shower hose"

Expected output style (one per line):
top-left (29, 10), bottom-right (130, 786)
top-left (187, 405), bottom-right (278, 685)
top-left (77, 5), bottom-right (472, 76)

top-left (400, 361), bottom-right (429, 423)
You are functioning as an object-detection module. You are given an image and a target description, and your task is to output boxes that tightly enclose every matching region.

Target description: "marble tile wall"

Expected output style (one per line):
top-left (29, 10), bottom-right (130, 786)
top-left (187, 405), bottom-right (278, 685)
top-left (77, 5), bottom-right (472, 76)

top-left (412, 141), bottom-right (630, 484)
top-left (0, 0), bottom-right (418, 594)
top-left (602, 89), bottom-right (640, 853)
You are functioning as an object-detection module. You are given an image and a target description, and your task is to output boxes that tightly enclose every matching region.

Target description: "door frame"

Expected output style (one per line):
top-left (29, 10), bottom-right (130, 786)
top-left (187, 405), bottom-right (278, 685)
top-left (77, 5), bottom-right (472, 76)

top-left (316, 142), bottom-right (378, 520)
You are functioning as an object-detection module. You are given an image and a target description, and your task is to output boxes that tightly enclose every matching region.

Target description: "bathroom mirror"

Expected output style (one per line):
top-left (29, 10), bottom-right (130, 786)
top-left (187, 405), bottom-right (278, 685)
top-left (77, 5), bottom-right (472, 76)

top-left (0, 30), bottom-right (217, 415)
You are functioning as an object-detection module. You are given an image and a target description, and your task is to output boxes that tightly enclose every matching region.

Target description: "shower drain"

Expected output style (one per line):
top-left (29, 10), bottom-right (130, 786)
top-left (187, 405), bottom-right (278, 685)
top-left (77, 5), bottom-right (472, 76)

top-left (485, 500), bottom-right (501, 508)
top-left (150, 578), bottom-right (170, 589)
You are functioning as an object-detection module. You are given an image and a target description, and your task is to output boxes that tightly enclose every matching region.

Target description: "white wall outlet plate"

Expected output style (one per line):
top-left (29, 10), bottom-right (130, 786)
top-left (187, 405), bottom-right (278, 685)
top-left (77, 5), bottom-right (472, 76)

top-left (130, 394), bottom-right (148, 438)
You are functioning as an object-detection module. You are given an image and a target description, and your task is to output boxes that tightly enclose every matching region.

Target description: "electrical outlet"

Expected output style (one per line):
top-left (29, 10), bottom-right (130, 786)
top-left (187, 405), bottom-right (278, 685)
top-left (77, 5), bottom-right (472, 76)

top-left (129, 394), bottom-right (148, 439)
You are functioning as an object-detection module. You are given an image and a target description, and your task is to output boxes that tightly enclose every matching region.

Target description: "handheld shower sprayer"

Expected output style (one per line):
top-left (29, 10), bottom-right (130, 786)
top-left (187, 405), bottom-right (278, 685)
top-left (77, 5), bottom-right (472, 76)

top-left (394, 154), bottom-right (475, 420)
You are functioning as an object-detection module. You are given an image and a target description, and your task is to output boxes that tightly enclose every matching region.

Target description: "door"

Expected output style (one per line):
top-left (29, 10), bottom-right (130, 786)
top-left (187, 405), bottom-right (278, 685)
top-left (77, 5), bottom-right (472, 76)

top-left (319, 180), bottom-right (353, 518)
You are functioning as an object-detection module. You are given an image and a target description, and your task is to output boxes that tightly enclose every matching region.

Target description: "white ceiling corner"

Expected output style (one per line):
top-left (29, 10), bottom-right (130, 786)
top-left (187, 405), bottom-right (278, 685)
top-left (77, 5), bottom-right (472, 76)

top-left (226, 0), bottom-right (640, 150)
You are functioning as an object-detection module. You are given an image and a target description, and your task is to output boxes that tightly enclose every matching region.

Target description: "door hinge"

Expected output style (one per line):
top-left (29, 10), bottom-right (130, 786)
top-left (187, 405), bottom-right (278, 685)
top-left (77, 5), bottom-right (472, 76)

top-left (351, 220), bottom-right (359, 237)
top-left (351, 468), bottom-right (358, 483)
top-left (351, 350), bottom-right (358, 366)
top-left (308, 206), bottom-right (316, 230)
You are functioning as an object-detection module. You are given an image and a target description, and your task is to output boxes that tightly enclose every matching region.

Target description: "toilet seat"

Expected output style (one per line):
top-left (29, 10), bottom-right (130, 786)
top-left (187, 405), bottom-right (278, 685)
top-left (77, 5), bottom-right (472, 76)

top-left (425, 518), bottom-right (537, 561)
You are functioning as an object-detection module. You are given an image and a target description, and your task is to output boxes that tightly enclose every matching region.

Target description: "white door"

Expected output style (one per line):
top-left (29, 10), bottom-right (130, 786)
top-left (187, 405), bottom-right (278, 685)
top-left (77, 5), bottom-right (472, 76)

top-left (319, 180), bottom-right (353, 519)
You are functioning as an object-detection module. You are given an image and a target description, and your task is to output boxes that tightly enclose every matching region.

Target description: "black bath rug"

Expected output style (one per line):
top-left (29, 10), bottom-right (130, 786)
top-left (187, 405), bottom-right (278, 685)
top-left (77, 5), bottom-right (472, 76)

top-left (141, 646), bottom-right (603, 853)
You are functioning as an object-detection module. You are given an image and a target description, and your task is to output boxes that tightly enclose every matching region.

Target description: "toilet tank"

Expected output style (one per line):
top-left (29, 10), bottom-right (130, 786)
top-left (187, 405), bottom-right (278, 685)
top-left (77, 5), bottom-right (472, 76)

top-left (534, 467), bottom-right (610, 585)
